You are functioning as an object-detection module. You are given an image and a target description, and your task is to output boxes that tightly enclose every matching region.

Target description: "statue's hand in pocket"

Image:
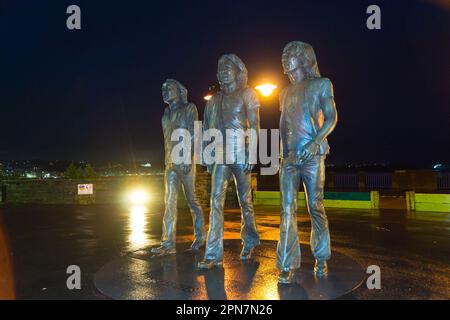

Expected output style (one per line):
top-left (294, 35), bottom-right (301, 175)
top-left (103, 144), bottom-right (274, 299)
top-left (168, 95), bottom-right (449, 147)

top-left (298, 141), bottom-right (320, 163)
top-left (180, 164), bottom-right (191, 175)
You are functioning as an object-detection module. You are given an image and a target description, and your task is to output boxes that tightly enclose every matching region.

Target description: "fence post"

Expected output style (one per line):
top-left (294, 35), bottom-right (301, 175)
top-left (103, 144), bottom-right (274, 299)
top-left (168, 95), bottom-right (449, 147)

top-left (370, 191), bottom-right (380, 208)
top-left (0, 185), bottom-right (6, 203)
top-left (406, 191), bottom-right (415, 210)
top-left (326, 172), bottom-right (335, 190)
top-left (358, 171), bottom-right (366, 191)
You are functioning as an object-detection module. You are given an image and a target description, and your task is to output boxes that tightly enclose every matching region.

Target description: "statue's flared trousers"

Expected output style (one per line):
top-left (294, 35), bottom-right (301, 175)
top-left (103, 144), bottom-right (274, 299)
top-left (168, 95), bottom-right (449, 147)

top-left (161, 166), bottom-right (206, 249)
top-left (204, 164), bottom-right (260, 261)
top-left (277, 155), bottom-right (331, 271)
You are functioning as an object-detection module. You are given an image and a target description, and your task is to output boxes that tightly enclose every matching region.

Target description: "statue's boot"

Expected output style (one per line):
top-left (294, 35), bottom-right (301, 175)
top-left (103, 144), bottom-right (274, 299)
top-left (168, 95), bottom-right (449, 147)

top-left (186, 238), bottom-right (206, 252)
top-left (197, 259), bottom-right (223, 270)
top-left (278, 268), bottom-right (295, 285)
top-left (151, 246), bottom-right (176, 256)
top-left (240, 244), bottom-right (258, 261)
top-left (314, 259), bottom-right (328, 277)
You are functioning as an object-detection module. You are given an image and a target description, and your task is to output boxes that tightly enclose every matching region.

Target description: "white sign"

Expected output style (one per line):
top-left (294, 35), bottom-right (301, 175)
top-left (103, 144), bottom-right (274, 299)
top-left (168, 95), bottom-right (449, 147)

top-left (78, 184), bottom-right (93, 195)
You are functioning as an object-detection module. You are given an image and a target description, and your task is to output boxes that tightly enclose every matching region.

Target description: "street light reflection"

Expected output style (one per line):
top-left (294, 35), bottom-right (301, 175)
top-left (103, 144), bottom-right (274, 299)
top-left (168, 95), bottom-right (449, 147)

top-left (128, 205), bottom-right (149, 249)
top-left (0, 214), bottom-right (15, 299)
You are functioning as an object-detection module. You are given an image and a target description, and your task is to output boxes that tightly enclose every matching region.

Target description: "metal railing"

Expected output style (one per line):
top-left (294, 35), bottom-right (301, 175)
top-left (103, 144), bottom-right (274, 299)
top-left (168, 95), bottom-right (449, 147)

top-left (334, 173), bottom-right (358, 189)
top-left (365, 173), bottom-right (392, 189)
top-left (437, 172), bottom-right (450, 190)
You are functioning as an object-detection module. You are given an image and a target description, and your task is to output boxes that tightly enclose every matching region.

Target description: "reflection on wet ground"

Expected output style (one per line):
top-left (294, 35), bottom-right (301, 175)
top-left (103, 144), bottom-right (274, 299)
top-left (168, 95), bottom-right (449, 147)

top-left (95, 240), bottom-right (365, 300)
top-left (0, 214), bottom-right (15, 299)
top-left (0, 204), bottom-right (448, 299)
top-left (128, 205), bottom-right (151, 250)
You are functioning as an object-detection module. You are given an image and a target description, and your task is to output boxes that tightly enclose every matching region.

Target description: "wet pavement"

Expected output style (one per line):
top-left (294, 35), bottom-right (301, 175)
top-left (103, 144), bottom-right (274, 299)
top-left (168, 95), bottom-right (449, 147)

top-left (0, 203), bottom-right (449, 299)
top-left (94, 240), bottom-right (365, 300)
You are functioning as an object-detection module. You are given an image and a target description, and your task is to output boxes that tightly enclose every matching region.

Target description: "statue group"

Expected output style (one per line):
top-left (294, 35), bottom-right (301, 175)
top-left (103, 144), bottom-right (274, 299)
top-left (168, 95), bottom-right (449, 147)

top-left (152, 41), bottom-right (338, 285)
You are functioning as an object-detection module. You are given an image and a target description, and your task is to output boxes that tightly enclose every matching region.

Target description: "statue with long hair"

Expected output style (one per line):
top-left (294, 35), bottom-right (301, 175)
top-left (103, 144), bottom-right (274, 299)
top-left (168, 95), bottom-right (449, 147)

top-left (277, 41), bottom-right (338, 284)
top-left (151, 79), bottom-right (206, 256)
top-left (197, 54), bottom-right (261, 269)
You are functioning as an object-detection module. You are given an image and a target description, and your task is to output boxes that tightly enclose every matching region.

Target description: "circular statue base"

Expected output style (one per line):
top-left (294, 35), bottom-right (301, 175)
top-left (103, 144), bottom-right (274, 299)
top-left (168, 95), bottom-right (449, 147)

top-left (94, 240), bottom-right (365, 300)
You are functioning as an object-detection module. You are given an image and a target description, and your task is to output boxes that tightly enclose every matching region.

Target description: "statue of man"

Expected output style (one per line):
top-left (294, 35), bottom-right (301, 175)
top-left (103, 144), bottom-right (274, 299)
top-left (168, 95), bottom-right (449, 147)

top-left (277, 41), bottom-right (338, 284)
top-left (197, 54), bottom-right (261, 269)
top-left (151, 79), bottom-right (206, 256)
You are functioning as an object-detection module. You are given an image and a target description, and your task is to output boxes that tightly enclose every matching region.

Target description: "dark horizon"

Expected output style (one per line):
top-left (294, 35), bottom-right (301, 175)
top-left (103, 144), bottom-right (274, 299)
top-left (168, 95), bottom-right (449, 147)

top-left (1, 0), bottom-right (449, 168)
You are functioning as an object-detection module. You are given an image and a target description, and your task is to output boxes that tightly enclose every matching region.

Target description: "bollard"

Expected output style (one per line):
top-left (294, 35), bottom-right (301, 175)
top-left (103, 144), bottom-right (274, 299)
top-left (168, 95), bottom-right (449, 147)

top-left (370, 191), bottom-right (380, 208)
top-left (405, 191), bottom-right (415, 211)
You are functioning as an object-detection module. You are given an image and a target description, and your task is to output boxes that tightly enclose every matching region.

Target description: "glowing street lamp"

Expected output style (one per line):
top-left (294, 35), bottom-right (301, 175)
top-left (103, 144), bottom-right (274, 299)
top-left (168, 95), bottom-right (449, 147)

top-left (127, 189), bottom-right (150, 205)
top-left (204, 95), bottom-right (212, 101)
top-left (255, 83), bottom-right (277, 97)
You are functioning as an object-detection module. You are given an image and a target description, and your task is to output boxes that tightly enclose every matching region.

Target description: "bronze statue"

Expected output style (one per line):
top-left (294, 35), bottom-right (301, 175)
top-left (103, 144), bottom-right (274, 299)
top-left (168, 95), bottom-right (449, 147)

top-left (151, 79), bottom-right (206, 256)
top-left (277, 41), bottom-right (338, 284)
top-left (197, 54), bottom-right (261, 269)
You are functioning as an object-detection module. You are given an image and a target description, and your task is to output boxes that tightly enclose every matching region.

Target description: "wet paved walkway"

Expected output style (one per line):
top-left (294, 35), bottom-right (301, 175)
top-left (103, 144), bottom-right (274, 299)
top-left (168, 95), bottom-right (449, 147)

top-left (0, 204), bottom-right (449, 299)
top-left (94, 240), bottom-right (365, 300)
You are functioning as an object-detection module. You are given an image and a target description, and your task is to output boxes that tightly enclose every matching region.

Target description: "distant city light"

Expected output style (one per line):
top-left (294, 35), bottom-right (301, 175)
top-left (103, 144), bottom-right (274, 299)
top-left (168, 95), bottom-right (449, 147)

top-left (140, 163), bottom-right (152, 168)
top-left (255, 83), bottom-right (277, 97)
top-left (433, 164), bottom-right (443, 169)
top-left (204, 95), bottom-right (212, 101)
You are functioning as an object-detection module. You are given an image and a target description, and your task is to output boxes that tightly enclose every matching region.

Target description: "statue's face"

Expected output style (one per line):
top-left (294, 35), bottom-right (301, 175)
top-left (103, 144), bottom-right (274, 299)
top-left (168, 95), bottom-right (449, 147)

top-left (217, 61), bottom-right (237, 85)
top-left (161, 82), bottom-right (179, 104)
top-left (282, 55), bottom-right (303, 84)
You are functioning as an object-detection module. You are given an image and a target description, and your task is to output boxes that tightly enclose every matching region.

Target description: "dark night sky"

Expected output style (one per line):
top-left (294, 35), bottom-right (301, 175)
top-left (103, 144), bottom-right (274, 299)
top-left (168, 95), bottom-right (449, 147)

top-left (0, 0), bottom-right (449, 168)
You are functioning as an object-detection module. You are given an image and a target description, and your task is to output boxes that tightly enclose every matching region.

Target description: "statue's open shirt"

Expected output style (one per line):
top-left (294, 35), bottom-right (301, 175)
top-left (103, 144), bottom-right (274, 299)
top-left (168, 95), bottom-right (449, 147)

top-left (279, 78), bottom-right (334, 164)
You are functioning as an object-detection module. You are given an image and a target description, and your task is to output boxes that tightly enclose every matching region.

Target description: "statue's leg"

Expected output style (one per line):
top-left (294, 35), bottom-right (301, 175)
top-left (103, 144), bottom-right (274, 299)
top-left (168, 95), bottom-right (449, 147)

top-left (179, 167), bottom-right (206, 248)
top-left (161, 168), bottom-right (180, 249)
top-left (277, 162), bottom-right (301, 271)
top-left (301, 155), bottom-right (331, 262)
top-left (232, 165), bottom-right (260, 251)
top-left (204, 164), bottom-right (230, 261)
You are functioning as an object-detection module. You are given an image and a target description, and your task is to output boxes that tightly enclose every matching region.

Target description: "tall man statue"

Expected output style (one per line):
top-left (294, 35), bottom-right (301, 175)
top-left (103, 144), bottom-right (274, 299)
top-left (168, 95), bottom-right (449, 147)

top-left (197, 54), bottom-right (261, 269)
top-left (151, 79), bottom-right (206, 256)
top-left (277, 41), bottom-right (338, 284)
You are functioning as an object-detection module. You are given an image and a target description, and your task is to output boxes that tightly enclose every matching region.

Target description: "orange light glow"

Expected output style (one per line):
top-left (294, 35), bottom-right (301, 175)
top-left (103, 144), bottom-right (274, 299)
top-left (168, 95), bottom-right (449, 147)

top-left (204, 95), bottom-right (212, 101)
top-left (255, 83), bottom-right (277, 97)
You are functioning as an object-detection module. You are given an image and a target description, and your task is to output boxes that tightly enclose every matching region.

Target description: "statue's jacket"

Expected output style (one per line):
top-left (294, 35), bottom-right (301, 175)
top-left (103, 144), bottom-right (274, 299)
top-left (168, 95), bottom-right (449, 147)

top-left (279, 77), bottom-right (334, 164)
top-left (203, 87), bottom-right (260, 164)
top-left (162, 103), bottom-right (198, 166)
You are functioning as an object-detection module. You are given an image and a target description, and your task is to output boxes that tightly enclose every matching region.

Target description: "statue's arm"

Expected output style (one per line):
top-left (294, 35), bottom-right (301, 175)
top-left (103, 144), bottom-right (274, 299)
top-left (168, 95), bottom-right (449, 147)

top-left (247, 107), bottom-right (260, 136)
top-left (313, 78), bottom-right (338, 145)
top-left (244, 88), bottom-right (260, 172)
top-left (245, 88), bottom-right (261, 135)
top-left (279, 88), bottom-right (287, 159)
top-left (298, 79), bottom-right (337, 162)
top-left (186, 103), bottom-right (199, 164)
top-left (202, 100), bottom-right (214, 172)
top-left (161, 109), bottom-right (167, 132)
top-left (161, 110), bottom-right (168, 152)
